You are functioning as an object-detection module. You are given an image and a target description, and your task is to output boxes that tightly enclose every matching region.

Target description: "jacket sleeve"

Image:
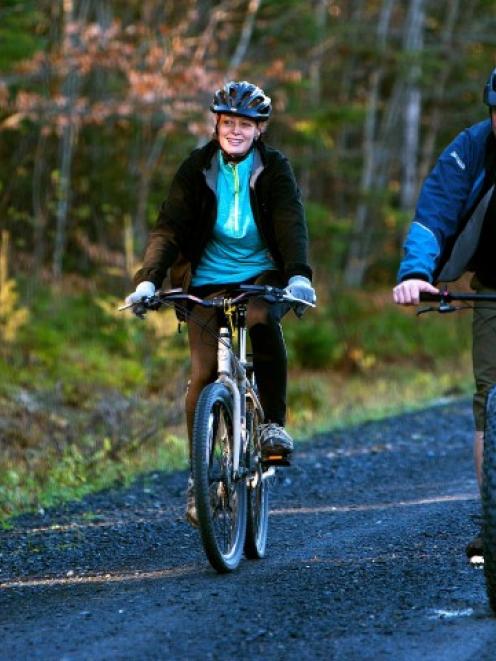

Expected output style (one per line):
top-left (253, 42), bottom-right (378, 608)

top-left (268, 155), bottom-right (313, 282)
top-left (133, 160), bottom-right (194, 289)
top-left (397, 128), bottom-right (476, 283)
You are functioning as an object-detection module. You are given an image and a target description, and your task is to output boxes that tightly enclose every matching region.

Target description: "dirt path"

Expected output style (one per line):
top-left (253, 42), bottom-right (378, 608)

top-left (1, 400), bottom-right (495, 660)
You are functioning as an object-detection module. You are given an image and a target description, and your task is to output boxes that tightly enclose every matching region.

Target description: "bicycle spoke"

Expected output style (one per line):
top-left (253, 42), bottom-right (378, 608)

top-left (193, 386), bottom-right (246, 570)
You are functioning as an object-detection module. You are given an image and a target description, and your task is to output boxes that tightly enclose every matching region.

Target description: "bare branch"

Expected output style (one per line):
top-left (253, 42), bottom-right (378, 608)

top-left (227, 0), bottom-right (262, 76)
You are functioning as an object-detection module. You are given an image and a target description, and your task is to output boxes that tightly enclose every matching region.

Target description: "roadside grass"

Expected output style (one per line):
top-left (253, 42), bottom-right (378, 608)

top-left (287, 356), bottom-right (473, 437)
top-left (0, 356), bottom-right (473, 523)
top-left (0, 281), bottom-right (475, 523)
top-left (0, 418), bottom-right (188, 523)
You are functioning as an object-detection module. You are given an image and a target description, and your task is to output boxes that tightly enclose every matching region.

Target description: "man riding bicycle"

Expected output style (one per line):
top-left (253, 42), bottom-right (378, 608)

top-left (126, 81), bottom-right (315, 526)
top-left (393, 68), bottom-right (496, 560)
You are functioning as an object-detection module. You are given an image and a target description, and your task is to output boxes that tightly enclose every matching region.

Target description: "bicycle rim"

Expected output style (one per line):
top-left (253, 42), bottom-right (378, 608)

top-left (193, 383), bottom-right (247, 573)
top-left (482, 386), bottom-right (496, 613)
top-left (244, 401), bottom-right (270, 559)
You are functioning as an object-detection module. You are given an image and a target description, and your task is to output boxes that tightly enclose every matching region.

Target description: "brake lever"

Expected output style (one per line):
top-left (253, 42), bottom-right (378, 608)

top-left (416, 305), bottom-right (435, 316)
top-left (132, 301), bottom-right (148, 319)
top-left (144, 294), bottom-right (162, 311)
top-left (438, 301), bottom-right (458, 313)
top-left (416, 301), bottom-right (457, 316)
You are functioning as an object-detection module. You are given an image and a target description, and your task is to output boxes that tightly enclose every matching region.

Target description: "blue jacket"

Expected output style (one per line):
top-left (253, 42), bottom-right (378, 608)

top-left (398, 118), bottom-right (495, 283)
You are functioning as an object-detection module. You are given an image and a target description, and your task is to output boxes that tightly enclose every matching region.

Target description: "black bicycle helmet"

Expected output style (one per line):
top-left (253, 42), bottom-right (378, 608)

top-left (483, 67), bottom-right (496, 106)
top-left (210, 81), bottom-right (272, 121)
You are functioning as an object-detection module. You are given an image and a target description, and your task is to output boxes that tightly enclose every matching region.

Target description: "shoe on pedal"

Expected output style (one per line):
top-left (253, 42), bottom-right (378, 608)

top-left (259, 423), bottom-right (293, 464)
top-left (466, 533), bottom-right (484, 565)
top-left (185, 476), bottom-right (199, 528)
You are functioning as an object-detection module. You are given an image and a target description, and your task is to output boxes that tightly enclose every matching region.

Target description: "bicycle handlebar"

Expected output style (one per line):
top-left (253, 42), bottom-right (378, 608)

top-left (419, 290), bottom-right (496, 303)
top-left (119, 284), bottom-right (316, 314)
top-left (417, 289), bottom-right (496, 315)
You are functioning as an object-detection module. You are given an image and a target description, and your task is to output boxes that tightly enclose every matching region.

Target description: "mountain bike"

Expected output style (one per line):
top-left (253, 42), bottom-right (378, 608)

top-left (419, 289), bottom-right (496, 614)
top-left (122, 284), bottom-right (313, 573)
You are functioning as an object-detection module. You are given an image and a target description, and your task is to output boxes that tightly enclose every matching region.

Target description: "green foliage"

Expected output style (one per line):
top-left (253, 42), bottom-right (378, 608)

top-left (305, 203), bottom-right (351, 268)
top-left (287, 361), bottom-right (472, 439)
top-left (0, 231), bottom-right (29, 345)
top-left (285, 315), bottom-right (344, 369)
top-left (284, 290), bottom-right (472, 373)
top-left (0, 425), bottom-right (188, 520)
top-left (0, 1), bottom-right (47, 71)
top-left (287, 377), bottom-right (328, 427)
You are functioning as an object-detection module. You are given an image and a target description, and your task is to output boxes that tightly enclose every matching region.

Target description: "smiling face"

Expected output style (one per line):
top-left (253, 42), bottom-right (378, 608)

top-left (217, 114), bottom-right (260, 158)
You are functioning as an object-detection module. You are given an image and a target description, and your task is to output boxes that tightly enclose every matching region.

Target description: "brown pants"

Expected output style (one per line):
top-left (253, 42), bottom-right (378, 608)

top-left (185, 271), bottom-right (289, 452)
top-left (472, 276), bottom-right (496, 431)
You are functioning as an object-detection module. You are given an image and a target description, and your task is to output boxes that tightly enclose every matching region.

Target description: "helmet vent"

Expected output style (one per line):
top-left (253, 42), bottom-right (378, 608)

top-left (210, 81), bottom-right (272, 120)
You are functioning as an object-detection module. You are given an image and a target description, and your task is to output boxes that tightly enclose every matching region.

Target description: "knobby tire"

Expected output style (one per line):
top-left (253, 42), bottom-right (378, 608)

top-left (244, 399), bottom-right (270, 559)
top-left (192, 382), bottom-right (247, 573)
top-left (482, 386), bottom-right (496, 613)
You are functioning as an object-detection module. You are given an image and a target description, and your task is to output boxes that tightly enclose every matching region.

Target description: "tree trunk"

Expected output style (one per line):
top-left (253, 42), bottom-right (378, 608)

top-left (331, 0), bottom-right (366, 217)
top-left (52, 0), bottom-right (91, 279)
top-left (134, 126), bottom-right (167, 253)
top-left (400, 0), bottom-right (425, 212)
top-left (32, 2), bottom-right (58, 281)
top-left (299, 0), bottom-right (327, 201)
top-left (227, 0), bottom-right (263, 75)
top-left (418, 0), bottom-right (464, 182)
top-left (342, 0), bottom-right (395, 287)
top-left (32, 129), bottom-right (48, 276)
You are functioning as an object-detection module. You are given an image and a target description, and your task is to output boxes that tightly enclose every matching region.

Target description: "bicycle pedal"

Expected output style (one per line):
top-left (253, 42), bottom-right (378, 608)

top-left (262, 454), bottom-right (291, 467)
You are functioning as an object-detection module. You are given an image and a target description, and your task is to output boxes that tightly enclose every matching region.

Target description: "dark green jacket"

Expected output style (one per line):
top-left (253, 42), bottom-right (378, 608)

top-left (134, 139), bottom-right (312, 290)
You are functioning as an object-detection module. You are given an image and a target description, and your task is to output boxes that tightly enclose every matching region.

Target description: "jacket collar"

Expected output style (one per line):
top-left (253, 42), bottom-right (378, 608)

top-left (202, 140), bottom-right (266, 193)
top-left (250, 146), bottom-right (264, 189)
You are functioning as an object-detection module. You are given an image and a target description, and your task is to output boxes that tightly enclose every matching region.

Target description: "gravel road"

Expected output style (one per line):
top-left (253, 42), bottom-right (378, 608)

top-left (1, 399), bottom-right (495, 660)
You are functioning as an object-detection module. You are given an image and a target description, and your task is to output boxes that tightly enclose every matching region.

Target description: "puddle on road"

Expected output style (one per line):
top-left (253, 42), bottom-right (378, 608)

top-left (428, 608), bottom-right (474, 620)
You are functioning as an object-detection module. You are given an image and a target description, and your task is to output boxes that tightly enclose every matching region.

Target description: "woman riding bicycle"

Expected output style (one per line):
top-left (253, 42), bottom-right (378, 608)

top-left (125, 80), bottom-right (315, 525)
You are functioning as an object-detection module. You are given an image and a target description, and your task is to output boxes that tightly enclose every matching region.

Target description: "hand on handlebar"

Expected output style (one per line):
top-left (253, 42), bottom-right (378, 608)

top-left (393, 279), bottom-right (439, 306)
top-left (284, 276), bottom-right (317, 318)
top-left (124, 280), bottom-right (156, 317)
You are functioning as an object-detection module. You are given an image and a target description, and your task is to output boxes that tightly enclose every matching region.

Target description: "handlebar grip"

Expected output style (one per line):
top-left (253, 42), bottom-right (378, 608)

top-left (419, 292), bottom-right (442, 302)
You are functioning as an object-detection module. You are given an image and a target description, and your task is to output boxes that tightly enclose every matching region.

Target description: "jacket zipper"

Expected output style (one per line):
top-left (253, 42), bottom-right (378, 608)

top-left (231, 163), bottom-right (239, 233)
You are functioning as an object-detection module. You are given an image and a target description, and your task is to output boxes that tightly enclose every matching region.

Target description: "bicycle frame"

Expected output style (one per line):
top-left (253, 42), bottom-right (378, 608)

top-left (215, 303), bottom-right (264, 476)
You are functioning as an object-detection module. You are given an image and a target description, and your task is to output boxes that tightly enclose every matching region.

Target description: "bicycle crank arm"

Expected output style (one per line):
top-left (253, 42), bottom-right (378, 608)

top-left (261, 467), bottom-right (276, 480)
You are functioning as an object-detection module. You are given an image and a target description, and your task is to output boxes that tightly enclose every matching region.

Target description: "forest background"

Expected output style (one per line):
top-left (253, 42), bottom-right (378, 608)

top-left (0, 0), bottom-right (490, 519)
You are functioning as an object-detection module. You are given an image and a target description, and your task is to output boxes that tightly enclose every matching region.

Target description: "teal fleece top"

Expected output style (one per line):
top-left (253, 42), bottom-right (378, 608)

top-left (191, 150), bottom-right (274, 286)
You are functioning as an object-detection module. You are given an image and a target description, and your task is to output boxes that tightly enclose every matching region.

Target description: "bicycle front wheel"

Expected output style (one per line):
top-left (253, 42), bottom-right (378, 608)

top-left (192, 382), bottom-right (247, 573)
top-left (482, 386), bottom-right (496, 613)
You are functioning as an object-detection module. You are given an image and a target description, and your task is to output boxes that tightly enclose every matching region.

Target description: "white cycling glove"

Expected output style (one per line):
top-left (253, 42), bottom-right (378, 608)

top-left (284, 275), bottom-right (316, 317)
top-left (285, 275), bottom-right (316, 303)
top-left (125, 280), bottom-right (156, 306)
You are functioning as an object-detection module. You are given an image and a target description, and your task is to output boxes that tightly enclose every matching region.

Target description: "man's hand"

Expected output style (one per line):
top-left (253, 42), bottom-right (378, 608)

top-left (393, 279), bottom-right (439, 306)
top-left (125, 281), bottom-right (156, 315)
top-left (285, 275), bottom-right (316, 317)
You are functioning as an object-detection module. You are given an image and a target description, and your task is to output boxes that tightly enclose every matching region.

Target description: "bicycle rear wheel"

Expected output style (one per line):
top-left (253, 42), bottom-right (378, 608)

top-left (482, 386), bottom-right (496, 613)
top-left (192, 382), bottom-right (247, 572)
top-left (244, 399), bottom-right (270, 559)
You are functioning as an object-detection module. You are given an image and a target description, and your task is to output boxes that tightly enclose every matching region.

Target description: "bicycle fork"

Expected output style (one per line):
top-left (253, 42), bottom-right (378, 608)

top-left (217, 324), bottom-right (274, 482)
top-left (217, 327), bottom-right (243, 475)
